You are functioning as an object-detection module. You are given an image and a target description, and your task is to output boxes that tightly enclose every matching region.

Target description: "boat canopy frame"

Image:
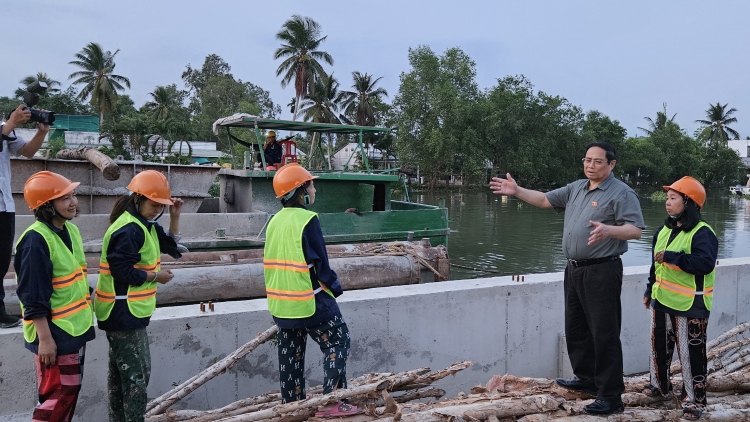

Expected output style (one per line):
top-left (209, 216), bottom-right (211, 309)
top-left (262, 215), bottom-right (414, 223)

top-left (212, 114), bottom-right (395, 172)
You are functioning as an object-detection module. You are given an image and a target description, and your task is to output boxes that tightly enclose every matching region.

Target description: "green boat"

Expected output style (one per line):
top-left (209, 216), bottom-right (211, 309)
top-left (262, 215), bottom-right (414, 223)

top-left (212, 114), bottom-right (450, 248)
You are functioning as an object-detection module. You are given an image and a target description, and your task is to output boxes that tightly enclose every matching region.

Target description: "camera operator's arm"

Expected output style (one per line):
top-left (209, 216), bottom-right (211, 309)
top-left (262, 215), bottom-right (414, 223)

top-left (17, 121), bottom-right (50, 158)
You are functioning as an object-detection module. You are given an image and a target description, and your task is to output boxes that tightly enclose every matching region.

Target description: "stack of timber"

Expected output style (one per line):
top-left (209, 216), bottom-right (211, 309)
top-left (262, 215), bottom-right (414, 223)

top-left (145, 322), bottom-right (750, 421)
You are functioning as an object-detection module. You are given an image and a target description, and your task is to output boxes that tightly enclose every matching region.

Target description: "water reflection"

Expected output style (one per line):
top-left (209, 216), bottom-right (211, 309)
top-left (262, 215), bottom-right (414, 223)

top-left (412, 190), bottom-right (750, 280)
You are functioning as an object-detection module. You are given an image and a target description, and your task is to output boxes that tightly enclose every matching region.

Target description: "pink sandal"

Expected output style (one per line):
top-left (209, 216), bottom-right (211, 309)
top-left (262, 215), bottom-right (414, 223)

top-left (314, 401), bottom-right (363, 418)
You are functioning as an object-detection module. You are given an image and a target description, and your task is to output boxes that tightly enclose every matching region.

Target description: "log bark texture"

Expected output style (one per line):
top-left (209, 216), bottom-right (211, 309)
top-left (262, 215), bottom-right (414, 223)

top-left (56, 147), bottom-right (120, 180)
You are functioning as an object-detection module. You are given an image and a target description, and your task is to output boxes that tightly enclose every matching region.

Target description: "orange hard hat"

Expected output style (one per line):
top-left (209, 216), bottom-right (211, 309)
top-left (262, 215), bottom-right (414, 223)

top-left (24, 171), bottom-right (80, 210)
top-left (127, 170), bottom-right (174, 205)
top-left (663, 176), bottom-right (706, 209)
top-left (272, 163), bottom-right (317, 198)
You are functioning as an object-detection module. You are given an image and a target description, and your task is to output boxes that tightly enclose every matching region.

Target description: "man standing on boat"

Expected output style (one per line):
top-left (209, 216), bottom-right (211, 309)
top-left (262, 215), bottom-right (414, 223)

top-left (258, 130), bottom-right (283, 169)
top-left (490, 142), bottom-right (644, 416)
top-left (1, 104), bottom-right (48, 328)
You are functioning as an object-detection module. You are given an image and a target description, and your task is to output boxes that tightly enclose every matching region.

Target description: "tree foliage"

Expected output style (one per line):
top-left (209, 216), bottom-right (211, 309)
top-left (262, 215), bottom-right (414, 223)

top-left (274, 15), bottom-right (333, 121)
top-left (394, 46), bottom-right (483, 189)
top-left (68, 42), bottom-right (131, 125)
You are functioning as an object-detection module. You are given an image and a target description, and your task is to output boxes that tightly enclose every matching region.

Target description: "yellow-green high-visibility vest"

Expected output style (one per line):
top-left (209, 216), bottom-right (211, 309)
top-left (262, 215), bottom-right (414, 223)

top-left (94, 212), bottom-right (160, 321)
top-left (264, 207), bottom-right (334, 318)
top-left (652, 221), bottom-right (716, 311)
top-left (16, 221), bottom-right (93, 343)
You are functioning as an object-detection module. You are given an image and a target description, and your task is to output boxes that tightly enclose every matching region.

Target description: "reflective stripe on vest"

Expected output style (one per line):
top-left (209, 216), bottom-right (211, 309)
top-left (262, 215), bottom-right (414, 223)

top-left (264, 208), bottom-right (334, 319)
top-left (16, 221), bottom-right (93, 343)
top-left (652, 221), bottom-right (716, 311)
top-left (94, 211), bottom-right (161, 321)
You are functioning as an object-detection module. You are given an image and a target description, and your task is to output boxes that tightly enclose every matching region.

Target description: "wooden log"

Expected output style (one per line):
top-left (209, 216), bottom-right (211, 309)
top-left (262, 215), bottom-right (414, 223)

top-left (56, 147), bottom-right (120, 180)
top-left (395, 361), bottom-right (473, 390)
top-left (376, 394), bottom-right (563, 422)
top-left (714, 352), bottom-right (750, 377)
top-left (213, 379), bottom-right (390, 422)
top-left (145, 325), bottom-right (279, 416)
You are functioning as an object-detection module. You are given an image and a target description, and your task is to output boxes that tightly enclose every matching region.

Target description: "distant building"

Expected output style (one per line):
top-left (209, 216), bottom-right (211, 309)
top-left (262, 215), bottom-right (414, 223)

top-left (727, 139), bottom-right (750, 170)
top-left (331, 142), bottom-right (397, 170)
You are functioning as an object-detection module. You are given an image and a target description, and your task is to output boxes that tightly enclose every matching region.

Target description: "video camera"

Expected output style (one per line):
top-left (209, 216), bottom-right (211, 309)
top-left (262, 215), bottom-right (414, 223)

top-left (11, 81), bottom-right (56, 126)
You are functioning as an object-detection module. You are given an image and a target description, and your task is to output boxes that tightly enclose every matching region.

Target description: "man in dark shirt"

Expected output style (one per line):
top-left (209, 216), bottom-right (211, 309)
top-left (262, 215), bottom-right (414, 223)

top-left (490, 142), bottom-right (644, 416)
top-left (257, 130), bottom-right (283, 168)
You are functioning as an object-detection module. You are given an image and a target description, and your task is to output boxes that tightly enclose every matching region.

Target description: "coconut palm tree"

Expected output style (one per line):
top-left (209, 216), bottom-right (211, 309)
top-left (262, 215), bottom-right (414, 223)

top-left (146, 86), bottom-right (180, 122)
top-left (695, 102), bottom-right (740, 144)
top-left (638, 102), bottom-right (676, 136)
top-left (20, 73), bottom-right (62, 94)
top-left (68, 42), bottom-right (131, 125)
top-left (338, 71), bottom-right (389, 127)
top-left (299, 73), bottom-right (340, 169)
top-left (274, 15), bottom-right (333, 121)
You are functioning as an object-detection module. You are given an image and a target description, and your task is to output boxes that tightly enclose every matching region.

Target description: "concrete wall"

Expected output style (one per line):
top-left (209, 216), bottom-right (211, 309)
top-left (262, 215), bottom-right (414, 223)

top-left (1, 258), bottom-right (749, 421)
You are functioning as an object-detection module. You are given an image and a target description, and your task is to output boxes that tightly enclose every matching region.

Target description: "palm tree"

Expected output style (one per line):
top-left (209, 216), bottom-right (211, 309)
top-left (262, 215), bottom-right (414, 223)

top-left (638, 102), bottom-right (676, 136)
top-left (68, 42), bottom-right (131, 125)
top-left (299, 73), bottom-right (340, 169)
top-left (338, 71), bottom-right (389, 127)
top-left (274, 15), bottom-right (333, 121)
top-left (20, 73), bottom-right (62, 94)
top-left (146, 86), bottom-right (179, 122)
top-left (695, 102), bottom-right (740, 144)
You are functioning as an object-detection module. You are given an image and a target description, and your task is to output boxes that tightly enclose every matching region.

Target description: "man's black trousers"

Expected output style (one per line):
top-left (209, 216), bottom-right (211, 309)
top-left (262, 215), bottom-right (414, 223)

top-left (0, 212), bottom-right (14, 308)
top-left (564, 258), bottom-right (624, 402)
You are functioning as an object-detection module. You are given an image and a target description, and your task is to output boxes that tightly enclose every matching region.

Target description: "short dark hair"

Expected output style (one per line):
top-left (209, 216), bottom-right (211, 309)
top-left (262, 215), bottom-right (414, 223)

top-left (585, 142), bottom-right (617, 163)
top-left (33, 202), bottom-right (80, 223)
top-left (33, 204), bottom-right (56, 223)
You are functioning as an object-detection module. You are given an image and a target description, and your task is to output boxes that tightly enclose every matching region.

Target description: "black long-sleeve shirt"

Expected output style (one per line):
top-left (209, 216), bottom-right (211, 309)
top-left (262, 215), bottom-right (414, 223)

top-left (97, 207), bottom-right (182, 332)
top-left (15, 220), bottom-right (95, 355)
top-left (644, 224), bottom-right (718, 318)
top-left (272, 205), bottom-right (344, 329)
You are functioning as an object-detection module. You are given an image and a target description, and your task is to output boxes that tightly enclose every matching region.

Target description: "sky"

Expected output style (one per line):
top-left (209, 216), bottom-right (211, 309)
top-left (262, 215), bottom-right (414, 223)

top-left (3, 0), bottom-right (749, 140)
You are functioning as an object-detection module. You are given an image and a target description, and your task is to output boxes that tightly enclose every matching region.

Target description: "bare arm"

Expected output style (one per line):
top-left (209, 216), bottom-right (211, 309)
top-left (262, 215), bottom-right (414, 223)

top-left (490, 173), bottom-right (552, 209)
top-left (17, 122), bottom-right (49, 158)
top-left (32, 317), bottom-right (57, 366)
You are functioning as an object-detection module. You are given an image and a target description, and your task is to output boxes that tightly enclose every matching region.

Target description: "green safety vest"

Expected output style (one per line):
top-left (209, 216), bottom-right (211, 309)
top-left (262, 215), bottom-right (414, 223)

top-left (652, 221), bottom-right (716, 311)
top-left (16, 221), bottom-right (93, 343)
top-left (94, 212), bottom-right (160, 321)
top-left (264, 207), bottom-right (335, 318)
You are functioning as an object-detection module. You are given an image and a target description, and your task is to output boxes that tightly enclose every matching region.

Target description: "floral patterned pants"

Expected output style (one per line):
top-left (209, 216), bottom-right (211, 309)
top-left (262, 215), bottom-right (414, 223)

top-left (648, 308), bottom-right (708, 409)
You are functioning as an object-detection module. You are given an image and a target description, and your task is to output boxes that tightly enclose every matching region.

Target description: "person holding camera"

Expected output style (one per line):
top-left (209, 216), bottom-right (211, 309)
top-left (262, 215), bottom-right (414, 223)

top-left (1, 103), bottom-right (49, 328)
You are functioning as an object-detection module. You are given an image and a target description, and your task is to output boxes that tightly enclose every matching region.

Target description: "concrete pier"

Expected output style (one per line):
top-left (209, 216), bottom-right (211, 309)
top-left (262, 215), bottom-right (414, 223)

top-left (1, 258), bottom-right (748, 421)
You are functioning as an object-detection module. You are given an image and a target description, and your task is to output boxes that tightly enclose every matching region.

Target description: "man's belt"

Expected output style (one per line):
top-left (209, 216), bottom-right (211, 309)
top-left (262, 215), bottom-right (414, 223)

top-left (567, 255), bottom-right (620, 267)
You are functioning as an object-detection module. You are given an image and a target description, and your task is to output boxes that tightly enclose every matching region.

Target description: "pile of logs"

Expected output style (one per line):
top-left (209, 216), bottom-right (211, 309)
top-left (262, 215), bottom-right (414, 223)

top-left (145, 322), bottom-right (750, 421)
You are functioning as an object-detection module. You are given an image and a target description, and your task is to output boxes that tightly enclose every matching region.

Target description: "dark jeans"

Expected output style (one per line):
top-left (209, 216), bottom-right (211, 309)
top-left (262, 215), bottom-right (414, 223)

top-left (277, 315), bottom-right (350, 403)
top-left (0, 212), bottom-right (15, 307)
top-left (564, 258), bottom-right (624, 402)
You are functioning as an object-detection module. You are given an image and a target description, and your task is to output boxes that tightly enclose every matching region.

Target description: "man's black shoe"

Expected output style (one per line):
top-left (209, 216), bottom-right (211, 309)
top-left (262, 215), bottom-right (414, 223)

top-left (555, 377), bottom-right (597, 397)
top-left (0, 311), bottom-right (21, 328)
top-left (583, 399), bottom-right (624, 415)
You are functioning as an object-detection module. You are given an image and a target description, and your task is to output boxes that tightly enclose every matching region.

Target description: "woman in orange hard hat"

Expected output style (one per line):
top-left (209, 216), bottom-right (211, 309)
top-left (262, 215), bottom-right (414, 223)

top-left (642, 176), bottom-right (717, 421)
top-left (93, 170), bottom-right (184, 422)
top-left (15, 171), bottom-right (95, 421)
top-left (264, 163), bottom-right (361, 418)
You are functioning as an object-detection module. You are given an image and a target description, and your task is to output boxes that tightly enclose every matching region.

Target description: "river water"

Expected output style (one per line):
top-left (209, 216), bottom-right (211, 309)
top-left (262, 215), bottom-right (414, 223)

top-left (413, 189), bottom-right (750, 280)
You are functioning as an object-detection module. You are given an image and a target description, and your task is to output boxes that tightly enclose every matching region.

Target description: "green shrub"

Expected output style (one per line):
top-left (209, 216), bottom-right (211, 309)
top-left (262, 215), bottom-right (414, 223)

top-left (649, 191), bottom-right (667, 201)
